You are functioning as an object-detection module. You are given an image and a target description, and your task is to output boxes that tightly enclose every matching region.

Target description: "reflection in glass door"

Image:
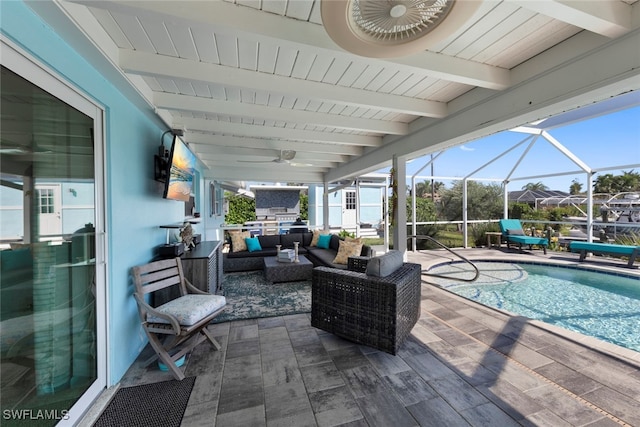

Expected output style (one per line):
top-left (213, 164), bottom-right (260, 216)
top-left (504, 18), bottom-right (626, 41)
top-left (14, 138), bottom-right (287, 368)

top-left (36, 185), bottom-right (62, 240)
top-left (1, 47), bottom-right (104, 426)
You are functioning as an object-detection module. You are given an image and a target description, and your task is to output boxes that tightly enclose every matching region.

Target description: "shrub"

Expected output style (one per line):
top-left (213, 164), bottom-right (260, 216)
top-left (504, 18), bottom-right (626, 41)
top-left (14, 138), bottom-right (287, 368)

top-left (338, 229), bottom-right (355, 239)
top-left (411, 224), bottom-right (440, 249)
top-left (509, 203), bottom-right (533, 219)
top-left (470, 223), bottom-right (500, 247)
top-left (224, 193), bottom-right (256, 224)
top-left (614, 232), bottom-right (640, 245)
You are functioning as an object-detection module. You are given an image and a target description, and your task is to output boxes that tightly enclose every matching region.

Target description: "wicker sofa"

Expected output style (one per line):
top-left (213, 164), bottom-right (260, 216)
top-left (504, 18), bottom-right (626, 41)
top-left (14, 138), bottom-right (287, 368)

top-left (311, 250), bottom-right (422, 355)
top-left (223, 231), bottom-right (373, 273)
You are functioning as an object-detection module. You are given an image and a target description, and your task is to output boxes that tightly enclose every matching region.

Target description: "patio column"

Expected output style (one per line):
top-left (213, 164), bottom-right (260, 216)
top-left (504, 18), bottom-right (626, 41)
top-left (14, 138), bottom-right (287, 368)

top-left (355, 179), bottom-right (361, 238)
top-left (383, 176), bottom-right (389, 253)
top-left (322, 180), bottom-right (329, 229)
top-left (586, 172), bottom-right (594, 243)
top-left (393, 155), bottom-right (407, 255)
top-left (463, 178), bottom-right (468, 248)
top-left (23, 175), bottom-right (34, 243)
top-left (503, 181), bottom-right (509, 218)
top-left (411, 175), bottom-right (416, 251)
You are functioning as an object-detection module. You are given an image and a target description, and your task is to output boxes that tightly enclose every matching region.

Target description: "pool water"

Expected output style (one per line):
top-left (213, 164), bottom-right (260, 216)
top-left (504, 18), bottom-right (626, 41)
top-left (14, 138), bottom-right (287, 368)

top-left (427, 262), bottom-right (640, 352)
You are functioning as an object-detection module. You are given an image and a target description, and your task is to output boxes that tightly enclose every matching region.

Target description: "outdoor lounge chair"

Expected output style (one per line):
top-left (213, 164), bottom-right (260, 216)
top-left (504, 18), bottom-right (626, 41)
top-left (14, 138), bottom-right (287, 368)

top-left (131, 257), bottom-right (226, 380)
top-left (498, 219), bottom-right (548, 254)
top-left (311, 251), bottom-right (421, 355)
top-left (569, 241), bottom-right (639, 267)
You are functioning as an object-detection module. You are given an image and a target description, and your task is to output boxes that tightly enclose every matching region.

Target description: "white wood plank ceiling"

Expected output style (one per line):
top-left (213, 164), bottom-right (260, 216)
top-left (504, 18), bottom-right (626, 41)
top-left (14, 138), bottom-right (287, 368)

top-left (31, 0), bottom-right (640, 183)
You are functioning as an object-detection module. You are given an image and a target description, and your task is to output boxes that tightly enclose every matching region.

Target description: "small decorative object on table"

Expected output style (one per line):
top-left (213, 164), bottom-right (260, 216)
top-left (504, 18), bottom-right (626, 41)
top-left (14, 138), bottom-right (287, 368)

top-left (293, 241), bottom-right (299, 262)
top-left (276, 244), bottom-right (281, 256)
top-left (180, 221), bottom-right (196, 251)
top-left (277, 248), bottom-right (295, 263)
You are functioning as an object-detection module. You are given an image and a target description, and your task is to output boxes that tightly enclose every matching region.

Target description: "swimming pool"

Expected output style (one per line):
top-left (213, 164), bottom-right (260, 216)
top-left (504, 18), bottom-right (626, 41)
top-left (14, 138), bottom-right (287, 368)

top-left (426, 262), bottom-right (640, 352)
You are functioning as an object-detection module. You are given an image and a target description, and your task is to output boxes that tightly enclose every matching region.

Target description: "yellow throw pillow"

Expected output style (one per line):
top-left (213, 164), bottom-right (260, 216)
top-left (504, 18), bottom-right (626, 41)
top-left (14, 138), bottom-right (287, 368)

top-left (229, 230), bottom-right (251, 252)
top-left (311, 229), bottom-right (330, 247)
top-left (332, 240), bottom-right (363, 265)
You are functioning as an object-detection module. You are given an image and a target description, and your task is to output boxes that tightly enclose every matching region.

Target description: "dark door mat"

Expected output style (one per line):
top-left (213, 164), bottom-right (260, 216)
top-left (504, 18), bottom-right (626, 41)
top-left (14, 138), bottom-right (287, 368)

top-left (93, 377), bottom-right (195, 427)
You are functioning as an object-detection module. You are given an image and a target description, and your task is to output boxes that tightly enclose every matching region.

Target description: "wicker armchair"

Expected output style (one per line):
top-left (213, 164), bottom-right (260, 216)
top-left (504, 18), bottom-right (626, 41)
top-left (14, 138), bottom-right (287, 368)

top-left (311, 254), bottom-right (421, 355)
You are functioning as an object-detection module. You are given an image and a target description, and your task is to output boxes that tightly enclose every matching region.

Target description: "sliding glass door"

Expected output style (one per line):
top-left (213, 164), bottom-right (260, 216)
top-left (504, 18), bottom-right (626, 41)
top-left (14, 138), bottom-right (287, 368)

top-left (1, 40), bottom-right (106, 426)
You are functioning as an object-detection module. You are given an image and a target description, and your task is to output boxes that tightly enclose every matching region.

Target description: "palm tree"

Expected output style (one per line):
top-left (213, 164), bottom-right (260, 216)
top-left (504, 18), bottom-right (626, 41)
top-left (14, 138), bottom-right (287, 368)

top-left (617, 170), bottom-right (640, 192)
top-left (594, 170), bottom-right (640, 194)
top-left (522, 182), bottom-right (549, 191)
top-left (413, 180), bottom-right (444, 198)
top-left (569, 179), bottom-right (583, 195)
top-left (413, 180), bottom-right (430, 198)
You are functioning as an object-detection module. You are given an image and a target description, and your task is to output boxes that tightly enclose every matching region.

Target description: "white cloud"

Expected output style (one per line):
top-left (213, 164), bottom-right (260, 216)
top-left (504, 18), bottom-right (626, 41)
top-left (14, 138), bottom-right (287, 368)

top-left (459, 145), bottom-right (475, 151)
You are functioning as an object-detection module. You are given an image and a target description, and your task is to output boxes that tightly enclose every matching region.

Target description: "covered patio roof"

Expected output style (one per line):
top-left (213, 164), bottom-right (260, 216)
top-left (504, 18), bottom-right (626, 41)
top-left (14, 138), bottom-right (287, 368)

top-left (24, 0), bottom-right (640, 185)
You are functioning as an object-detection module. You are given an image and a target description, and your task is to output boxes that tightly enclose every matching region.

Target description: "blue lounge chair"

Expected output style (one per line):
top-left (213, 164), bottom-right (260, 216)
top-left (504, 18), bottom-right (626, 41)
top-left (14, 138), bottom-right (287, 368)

top-left (498, 219), bottom-right (548, 254)
top-left (569, 241), bottom-right (639, 268)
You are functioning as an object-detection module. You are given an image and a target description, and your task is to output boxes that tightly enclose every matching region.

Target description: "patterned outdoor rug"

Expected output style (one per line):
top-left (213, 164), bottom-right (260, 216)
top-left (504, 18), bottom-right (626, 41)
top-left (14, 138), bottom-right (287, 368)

top-left (93, 377), bottom-right (195, 427)
top-left (212, 271), bottom-right (311, 323)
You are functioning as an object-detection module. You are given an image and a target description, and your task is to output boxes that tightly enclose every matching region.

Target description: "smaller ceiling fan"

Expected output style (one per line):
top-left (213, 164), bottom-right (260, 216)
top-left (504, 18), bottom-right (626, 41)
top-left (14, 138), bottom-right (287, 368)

top-left (238, 150), bottom-right (312, 166)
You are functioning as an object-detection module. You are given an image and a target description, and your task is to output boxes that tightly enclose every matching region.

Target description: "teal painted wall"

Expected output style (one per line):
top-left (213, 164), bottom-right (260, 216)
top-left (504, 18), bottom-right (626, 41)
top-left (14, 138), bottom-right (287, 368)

top-left (1, 2), bottom-right (204, 384)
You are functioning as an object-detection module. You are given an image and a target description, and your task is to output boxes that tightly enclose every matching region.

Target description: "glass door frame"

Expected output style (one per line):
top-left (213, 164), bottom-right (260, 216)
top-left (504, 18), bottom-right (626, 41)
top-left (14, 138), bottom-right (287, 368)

top-left (1, 36), bottom-right (108, 426)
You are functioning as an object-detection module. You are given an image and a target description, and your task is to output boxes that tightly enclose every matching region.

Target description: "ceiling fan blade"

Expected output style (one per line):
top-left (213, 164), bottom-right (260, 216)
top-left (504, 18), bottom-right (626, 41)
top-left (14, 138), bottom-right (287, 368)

top-left (237, 159), bottom-right (276, 163)
top-left (237, 149), bottom-right (295, 164)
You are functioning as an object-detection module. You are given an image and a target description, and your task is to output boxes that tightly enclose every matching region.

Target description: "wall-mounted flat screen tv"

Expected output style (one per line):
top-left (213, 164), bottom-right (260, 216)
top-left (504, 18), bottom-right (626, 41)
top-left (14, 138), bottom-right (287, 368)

top-left (163, 135), bottom-right (196, 202)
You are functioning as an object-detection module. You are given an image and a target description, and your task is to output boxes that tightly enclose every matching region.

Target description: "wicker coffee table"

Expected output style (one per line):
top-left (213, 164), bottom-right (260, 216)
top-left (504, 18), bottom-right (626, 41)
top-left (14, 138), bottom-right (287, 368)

top-left (263, 255), bottom-right (313, 283)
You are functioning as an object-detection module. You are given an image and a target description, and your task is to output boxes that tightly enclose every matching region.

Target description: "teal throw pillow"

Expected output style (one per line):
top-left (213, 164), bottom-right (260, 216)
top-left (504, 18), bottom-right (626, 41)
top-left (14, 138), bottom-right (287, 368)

top-left (317, 234), bottom-right (332, 249)
top-left (245, 237), bottom-right (262, 252)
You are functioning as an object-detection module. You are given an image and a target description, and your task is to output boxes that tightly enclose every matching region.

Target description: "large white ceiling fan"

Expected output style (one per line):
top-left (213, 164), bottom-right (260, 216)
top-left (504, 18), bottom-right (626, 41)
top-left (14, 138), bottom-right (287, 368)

top-left (322, 0), bottom-right (482, 58)
top-left (238, 150), bottom-right (312, 167)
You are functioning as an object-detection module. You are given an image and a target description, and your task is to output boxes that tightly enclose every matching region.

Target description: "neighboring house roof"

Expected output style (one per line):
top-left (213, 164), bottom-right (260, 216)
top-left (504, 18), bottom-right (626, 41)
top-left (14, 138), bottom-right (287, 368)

top-left (509, 190), bottom-right (571, 203)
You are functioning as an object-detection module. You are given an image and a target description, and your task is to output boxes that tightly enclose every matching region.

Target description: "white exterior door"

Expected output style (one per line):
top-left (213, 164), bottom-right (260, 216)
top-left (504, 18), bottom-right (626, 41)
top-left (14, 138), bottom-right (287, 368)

top-left (36, 184), bottom-right (62, 240)
top-left (342, 190), bottom-right (357, 228)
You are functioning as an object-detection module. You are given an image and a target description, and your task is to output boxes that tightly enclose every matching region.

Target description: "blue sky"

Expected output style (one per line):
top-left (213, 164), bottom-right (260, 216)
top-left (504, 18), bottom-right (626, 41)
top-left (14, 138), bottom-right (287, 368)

top-left (394, 104), bottom-right (640, 193)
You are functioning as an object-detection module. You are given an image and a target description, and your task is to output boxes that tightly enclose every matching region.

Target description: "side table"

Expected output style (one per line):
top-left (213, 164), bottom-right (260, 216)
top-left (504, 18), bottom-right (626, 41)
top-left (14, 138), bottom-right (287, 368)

top-left (485, 232), bottom-right (503, 248)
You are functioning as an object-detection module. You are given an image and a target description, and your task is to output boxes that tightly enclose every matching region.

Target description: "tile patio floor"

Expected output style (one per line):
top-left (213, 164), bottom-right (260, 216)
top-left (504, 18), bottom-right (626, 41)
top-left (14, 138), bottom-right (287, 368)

top-left (84, 248), bottom-right (640, 426)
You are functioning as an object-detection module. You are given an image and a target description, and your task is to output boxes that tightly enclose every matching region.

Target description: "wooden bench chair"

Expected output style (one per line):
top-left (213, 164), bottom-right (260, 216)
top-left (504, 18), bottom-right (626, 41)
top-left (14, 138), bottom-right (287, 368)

top-left (131, 257), bottom-right (226, 380)
top-left (569, 241), bottom-right (639, 268)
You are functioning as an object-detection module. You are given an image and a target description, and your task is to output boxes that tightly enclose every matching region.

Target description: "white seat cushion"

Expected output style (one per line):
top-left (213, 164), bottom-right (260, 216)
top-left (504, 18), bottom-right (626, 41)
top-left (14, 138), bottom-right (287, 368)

top-left (148, 294), bottom-right (226, 326)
